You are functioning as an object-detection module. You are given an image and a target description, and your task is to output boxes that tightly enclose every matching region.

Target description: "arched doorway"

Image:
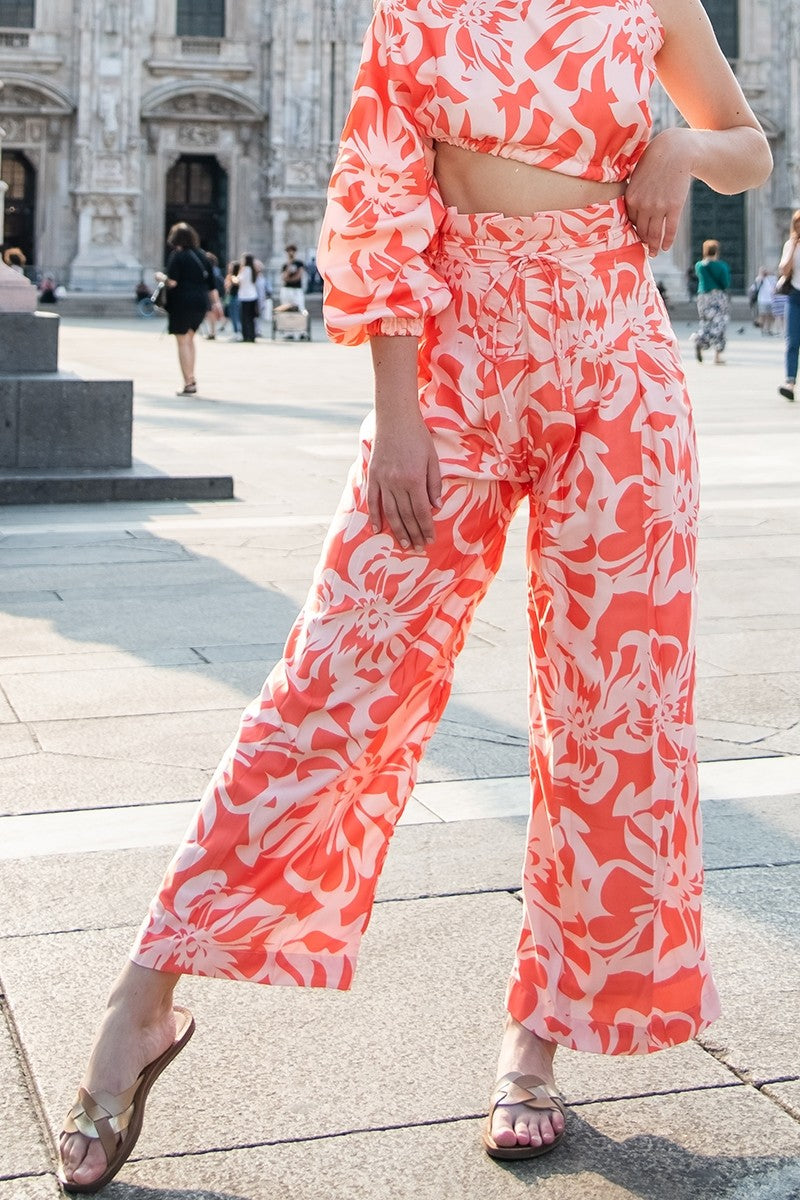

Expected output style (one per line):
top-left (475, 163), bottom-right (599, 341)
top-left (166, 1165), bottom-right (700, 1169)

top-left (690, 180), bottom-right (746, 292)
top-left (2, 150), bottom-right (36, 268)
top-left (165, 155), bottom-right (227, 262)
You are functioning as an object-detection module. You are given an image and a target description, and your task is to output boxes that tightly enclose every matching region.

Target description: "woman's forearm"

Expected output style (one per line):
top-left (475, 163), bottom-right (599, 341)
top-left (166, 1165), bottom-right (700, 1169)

top-left (683, 125), bottom-right (772, 195)
top-left (370, 335), bottom-right (422, 424)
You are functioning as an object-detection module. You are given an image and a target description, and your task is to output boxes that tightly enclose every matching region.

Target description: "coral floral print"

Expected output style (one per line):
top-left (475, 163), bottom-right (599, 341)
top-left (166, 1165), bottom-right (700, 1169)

top-left (133, 0), bottom-right (722, 1054)
top-left (318, 0), bottom-right (664, 345)
top-left (133, 196), bottom-right (721, 1054)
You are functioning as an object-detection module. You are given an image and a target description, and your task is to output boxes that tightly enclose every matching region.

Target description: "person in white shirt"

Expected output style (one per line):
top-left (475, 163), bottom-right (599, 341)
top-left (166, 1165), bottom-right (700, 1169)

top-left (233, 253), bottom-right (260, 342)
top-left (756, 268), bottom-right (777, 336)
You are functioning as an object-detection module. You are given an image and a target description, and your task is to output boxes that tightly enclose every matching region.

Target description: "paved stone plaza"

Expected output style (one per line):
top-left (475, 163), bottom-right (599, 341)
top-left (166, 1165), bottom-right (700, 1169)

top-left (0, 313), bottom-right (799, 1199)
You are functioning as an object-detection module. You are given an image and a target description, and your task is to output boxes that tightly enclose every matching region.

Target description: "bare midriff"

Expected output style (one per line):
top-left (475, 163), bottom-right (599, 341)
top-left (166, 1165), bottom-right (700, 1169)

top-left (433, 142), bottom-right (627, 216)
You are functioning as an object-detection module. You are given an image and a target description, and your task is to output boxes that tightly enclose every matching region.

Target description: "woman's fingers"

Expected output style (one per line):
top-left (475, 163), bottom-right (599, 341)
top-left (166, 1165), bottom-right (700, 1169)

top-left (382, 487), bottom-right (432, 551)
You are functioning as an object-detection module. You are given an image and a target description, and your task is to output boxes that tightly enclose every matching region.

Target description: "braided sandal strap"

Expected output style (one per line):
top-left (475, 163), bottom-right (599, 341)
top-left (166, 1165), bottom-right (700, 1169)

top-left (63, 1079), bottom-right (141, 1164)
top-left (488, 1072), bottom-right (566, 1124)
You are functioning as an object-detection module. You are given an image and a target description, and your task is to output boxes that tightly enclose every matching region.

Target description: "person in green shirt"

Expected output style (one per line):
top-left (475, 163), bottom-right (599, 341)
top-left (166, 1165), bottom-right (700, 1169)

top-left (692, 238), bottom-right (731, 364)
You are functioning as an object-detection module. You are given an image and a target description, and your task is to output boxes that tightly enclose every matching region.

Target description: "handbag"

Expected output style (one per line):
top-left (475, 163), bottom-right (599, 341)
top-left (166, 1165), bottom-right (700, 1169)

top-left (151, 281), bottom-right (169, 311)
top-left (776, 246), bottom-right (796, 296)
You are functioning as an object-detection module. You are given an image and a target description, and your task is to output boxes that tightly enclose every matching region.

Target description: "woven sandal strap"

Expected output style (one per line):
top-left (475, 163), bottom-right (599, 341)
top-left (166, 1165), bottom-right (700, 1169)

top-left (63, 1079), bottom-right (141, 1163)
top-left (489, 1072), bottom-right (566, 1122)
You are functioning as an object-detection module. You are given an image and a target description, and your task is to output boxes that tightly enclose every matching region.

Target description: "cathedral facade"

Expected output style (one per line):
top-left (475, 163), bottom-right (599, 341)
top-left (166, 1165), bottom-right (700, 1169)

top-left (0, 0), bottom-right (797, 294)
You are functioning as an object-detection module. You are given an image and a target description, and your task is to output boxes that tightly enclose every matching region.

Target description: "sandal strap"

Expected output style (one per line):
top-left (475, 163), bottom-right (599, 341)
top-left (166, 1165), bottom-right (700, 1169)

top-left (63, 1079), bottom-right (142, 1163)
top-left (488, 1072), bottom-right (566, 1122)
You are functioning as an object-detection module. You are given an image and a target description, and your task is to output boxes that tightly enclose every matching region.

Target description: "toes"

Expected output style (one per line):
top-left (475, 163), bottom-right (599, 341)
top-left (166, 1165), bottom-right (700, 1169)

top-left (490, 1109), bottom-right (519, 1148)
top-left (71, 1140), bottom-right (109, 1185)
top-left (59, 1132), bottom-right (85, 1173)
top-left (59, 1133), bottom-right (108, 1185)
top-left (537, 1114), bottom-right (556, 1144)
top-left (513, 1115), bottom-right (533, 1146)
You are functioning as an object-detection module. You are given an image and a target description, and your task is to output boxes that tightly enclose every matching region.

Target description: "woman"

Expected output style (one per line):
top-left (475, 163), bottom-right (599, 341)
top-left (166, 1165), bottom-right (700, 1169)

top-left (755, 268), bottom-right (777, 336)
top-left (233, 252), bottom-right (260, 342)
top-left (158, 222), bottom-right (222, 395)
top-left (224, 260), bottom-right (241, 338)
top-left (693, 238), bottom-right (731, 364)
top-left (778, 210), bottom-right (800, 401)
top-left (58, 0), bottom-right (771, 1191)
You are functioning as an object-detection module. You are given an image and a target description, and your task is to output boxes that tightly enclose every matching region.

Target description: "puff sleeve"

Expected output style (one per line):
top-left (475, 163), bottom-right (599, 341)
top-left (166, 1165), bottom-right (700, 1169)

top-left (317, 4), bottom-right (452, 346)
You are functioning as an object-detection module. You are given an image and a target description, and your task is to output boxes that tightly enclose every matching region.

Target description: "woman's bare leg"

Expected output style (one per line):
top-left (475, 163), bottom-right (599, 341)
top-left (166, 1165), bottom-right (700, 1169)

top-left (176, 331), bottom-right (196, 385)
top-left (58, 961), bottom-right (180, 1189)
top-left (489, 1018), bottom-right (565, 1149)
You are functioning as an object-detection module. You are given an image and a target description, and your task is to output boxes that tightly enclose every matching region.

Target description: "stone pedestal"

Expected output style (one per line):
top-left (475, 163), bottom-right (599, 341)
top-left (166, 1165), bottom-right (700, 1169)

top-left (0, 262), bottom-right (37, 313)
top-left (0, 312), bottom-right (132, 469)
top-left (0, 311), bottom-right (234, 504)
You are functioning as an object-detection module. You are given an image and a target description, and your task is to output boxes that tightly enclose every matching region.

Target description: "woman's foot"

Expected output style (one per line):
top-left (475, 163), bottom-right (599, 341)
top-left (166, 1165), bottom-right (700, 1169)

top-left (488, 1018), bottom-right (564, 1151)
top-left (714, 351), bottom-right (725, 364)
top-left (59, 971), bottom-right (178, 1190)
top-left (177, 380), bottom-right (197, 395)
top-left (779, 382), bottom-right (795, 401)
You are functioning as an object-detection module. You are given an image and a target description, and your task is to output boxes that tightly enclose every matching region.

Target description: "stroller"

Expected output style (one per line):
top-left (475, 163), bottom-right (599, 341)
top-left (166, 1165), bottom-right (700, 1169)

top-left (272, 304), bottom-right (311, 341)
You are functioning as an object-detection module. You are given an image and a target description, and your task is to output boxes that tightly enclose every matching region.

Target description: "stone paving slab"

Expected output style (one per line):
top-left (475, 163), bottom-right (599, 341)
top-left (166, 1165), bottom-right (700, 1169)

top-left (0, 1181), bottom-right (54, 1198)
top-left (696, 738), bottom-right (779, 762)
top-left (698, 560), bottom-right (800, 619)
top-left (1, 894), bottom-right (734, 1168)
top-left (0, 1012), bottom-right (52, 1180)
top-left (32, 709), bottom-right (245, 770)
top-left (0, 647), bottom-right (204, 676)
top-left (1, 661), bottom-right (271, 723)
top-left (695, 674), bottom-right (800, 731)
top-left (698, 989), bottom-right (800, 1086)
top-left (0, 692), bottom-right (19, 725)
top-left (702, 794), bottom-right (800, 868)
top-left (765, 1081), bottom-right (800, 1122)
top-left (0, 591), bottom-right (299, 657)
top-left (0, 753), bottom-right (211, 817)
top-left (0, 725), bottom-right (37, 759)
top-left (703, 865), bottom-right (800, 997)
top-left (698, 533), bottom-right (800, 562)
top-left (700, 629), bottom-right (800, 674)
top-left (114, 1089), bottom-right (800, 1200)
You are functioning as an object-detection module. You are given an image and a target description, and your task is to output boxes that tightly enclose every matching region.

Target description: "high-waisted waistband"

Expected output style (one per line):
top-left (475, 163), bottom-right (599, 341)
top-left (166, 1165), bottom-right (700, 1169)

top-left (438, 196), bottom-right (642, 261)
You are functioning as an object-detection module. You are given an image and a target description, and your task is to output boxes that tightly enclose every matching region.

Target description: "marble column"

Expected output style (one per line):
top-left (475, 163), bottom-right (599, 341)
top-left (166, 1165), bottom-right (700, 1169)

top-left (69, 0), bottom-right (144, 290)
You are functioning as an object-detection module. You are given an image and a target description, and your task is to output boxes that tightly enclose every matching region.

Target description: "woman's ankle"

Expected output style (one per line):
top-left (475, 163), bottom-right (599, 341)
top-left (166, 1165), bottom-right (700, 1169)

top-left (106, 963), bottom-right (178, 1024)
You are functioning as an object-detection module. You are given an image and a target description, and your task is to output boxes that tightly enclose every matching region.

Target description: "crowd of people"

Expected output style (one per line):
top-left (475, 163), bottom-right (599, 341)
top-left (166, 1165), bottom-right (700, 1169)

top-left (153, 229), bottom-right (318, 394)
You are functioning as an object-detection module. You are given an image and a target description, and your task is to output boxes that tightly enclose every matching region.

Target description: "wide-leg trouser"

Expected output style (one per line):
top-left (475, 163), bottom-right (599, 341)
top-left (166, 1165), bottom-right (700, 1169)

top-left (132, 199), bottom-right (721, 1054)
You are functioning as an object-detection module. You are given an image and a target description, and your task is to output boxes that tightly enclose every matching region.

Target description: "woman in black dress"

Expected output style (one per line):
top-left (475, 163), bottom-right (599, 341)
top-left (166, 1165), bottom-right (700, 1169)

top-left (158, 222), bottom-right (223, 395)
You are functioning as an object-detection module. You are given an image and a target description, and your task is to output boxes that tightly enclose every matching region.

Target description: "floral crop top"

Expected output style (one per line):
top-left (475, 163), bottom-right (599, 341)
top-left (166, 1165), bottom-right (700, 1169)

top-left (318, 0), bottom-right (665, 346)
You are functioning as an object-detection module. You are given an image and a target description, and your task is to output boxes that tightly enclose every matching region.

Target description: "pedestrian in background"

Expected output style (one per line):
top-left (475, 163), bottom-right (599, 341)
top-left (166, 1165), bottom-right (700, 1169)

top-left (203, 253), bottom-right (227, 340)
top-left (279, 243), bottom-right (306, 312)
top-left (254, 259), bottom-right (272, 336)
top-left (224, 261), bottom-right (241, 339)
top-left (755, 268), bottom-right (777, 336)
top-left (157, 222), bottom-right (222, 395)
top-left (233, 252), bottom-right (259, 343)
top-left (692, 238), bottom-right (730, 364)
top-left (778, 210), bottom-right (800, 402)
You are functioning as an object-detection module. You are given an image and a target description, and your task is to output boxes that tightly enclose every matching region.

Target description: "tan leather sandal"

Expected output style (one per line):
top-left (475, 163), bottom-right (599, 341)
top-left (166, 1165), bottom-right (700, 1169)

top-left (482, 1070), bottom-right (567, 1160)
top-left (57, 1006), bottom-right (195, 1195)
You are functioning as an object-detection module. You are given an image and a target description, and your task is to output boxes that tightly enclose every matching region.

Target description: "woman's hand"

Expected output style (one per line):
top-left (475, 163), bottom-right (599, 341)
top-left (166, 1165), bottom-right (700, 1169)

top-left (368, 334), bottom-right (441, 552)
top-left (624, 128), bottom-right (694, 257)
top-left (367, 413), bottom-right (441, 551)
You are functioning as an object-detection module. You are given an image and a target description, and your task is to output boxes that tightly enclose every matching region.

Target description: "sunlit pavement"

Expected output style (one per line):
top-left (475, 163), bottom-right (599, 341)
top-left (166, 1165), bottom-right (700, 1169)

top-left (0, 315), bottom-right (798, 1199)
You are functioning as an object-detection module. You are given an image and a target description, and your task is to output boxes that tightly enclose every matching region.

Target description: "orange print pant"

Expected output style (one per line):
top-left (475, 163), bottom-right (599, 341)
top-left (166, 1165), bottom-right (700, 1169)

top-left (132, 199), bottom-right (721, 1055)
